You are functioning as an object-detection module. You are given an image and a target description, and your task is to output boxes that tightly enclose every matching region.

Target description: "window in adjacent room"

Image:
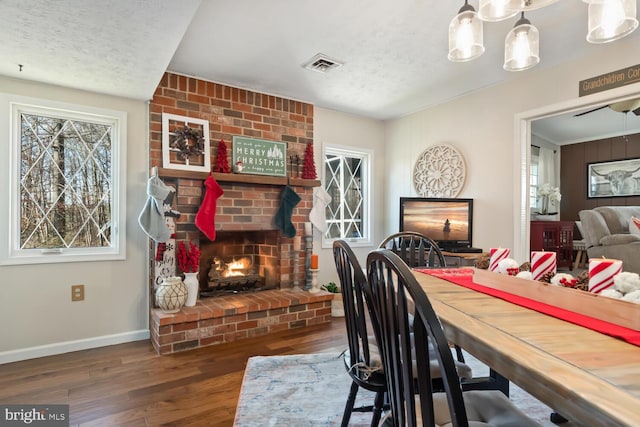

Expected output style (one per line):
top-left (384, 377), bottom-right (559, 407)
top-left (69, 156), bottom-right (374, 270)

top-left (322, 146), bottom-right (371, 247)
top-left (530, 145), bottom-right (540, 211)
top-left (3, 99), bottom-right (126, 264)
top-left (530, 144), bottom-right (558, 214)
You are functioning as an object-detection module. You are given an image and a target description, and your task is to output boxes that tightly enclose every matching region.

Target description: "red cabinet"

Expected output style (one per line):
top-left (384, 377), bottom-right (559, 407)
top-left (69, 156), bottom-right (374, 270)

top-left (530, 221), bottom-right (574, 270)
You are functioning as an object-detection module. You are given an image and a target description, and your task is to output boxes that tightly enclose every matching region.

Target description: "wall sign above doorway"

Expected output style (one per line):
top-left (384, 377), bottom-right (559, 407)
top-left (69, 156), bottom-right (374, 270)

top-left (579, 64), bottom-right (640, 97)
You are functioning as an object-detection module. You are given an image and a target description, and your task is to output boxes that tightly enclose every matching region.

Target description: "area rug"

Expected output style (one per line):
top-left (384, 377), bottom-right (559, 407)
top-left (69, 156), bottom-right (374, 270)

top-left (234, 352), bottom-right (572, 426)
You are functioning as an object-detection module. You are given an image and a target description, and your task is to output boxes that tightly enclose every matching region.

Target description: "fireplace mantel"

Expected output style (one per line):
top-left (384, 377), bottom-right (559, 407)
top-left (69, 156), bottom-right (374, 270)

top-left (157, 168), bottom-right (321, 188)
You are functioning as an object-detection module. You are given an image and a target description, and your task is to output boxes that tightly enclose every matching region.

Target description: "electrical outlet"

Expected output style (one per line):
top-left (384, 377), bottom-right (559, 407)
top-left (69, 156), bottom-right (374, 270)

top-left (71, 284), bottom-right (85, 301)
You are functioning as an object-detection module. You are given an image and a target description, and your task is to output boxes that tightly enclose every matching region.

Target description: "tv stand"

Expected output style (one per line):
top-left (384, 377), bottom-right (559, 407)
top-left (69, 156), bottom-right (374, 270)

top-left (442, 250), bottom-right (488, 267)
top-left (443, 246), bottom-right (483, 253)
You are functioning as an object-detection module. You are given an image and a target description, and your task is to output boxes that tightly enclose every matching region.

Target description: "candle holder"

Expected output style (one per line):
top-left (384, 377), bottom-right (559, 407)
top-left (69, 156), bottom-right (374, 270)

top-left (292, 250), bottom-right (302, 291)
top-left (308, 268), bottom-right (320, 293)
top-left (304, 236), bottom-right (313, 291)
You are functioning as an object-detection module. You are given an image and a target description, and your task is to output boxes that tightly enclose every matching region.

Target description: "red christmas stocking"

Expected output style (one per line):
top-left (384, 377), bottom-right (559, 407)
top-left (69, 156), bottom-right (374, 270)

top-left (195, 175), bottom-right (224, 241)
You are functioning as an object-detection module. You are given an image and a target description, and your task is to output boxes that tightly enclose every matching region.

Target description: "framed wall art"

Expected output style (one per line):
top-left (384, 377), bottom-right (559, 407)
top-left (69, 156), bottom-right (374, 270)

top-left (162, 113), bottom-right (211, 172)
top-left (587, 157), bottom-right (640, 198)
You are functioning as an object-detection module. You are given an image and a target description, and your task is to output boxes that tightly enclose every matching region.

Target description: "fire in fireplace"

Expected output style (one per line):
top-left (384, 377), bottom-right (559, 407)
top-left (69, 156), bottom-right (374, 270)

top-left (202, 256), bottom-right (263, 296)
top-left (198, 230), bottom-right (282, 297)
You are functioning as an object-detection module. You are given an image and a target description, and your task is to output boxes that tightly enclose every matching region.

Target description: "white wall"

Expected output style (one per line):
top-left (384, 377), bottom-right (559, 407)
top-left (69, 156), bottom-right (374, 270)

top-left (313, 107), bottom-right (385, 286)
top-left (0, 76), bottom-right (149, 363)
top-left (385, 35), bottom-right (640, 262)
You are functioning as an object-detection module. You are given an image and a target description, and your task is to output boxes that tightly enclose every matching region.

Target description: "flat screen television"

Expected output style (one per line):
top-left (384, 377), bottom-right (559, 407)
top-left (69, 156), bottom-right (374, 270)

top-left (399, 197), bottom-right (474, 250)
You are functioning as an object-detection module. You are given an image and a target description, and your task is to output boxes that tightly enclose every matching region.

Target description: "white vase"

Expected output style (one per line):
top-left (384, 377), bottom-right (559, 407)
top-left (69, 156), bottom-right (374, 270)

top-left (183, 272), bottom-right (199, 307)
top-left (155, 276), bottom-right (187, 313)
top-left (331, 293), bottom-right (344, 317)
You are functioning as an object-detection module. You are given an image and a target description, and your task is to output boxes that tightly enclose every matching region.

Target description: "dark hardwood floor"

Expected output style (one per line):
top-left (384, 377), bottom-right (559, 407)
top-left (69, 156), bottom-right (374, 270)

top-left (1, 318), bottom-right (347, 426)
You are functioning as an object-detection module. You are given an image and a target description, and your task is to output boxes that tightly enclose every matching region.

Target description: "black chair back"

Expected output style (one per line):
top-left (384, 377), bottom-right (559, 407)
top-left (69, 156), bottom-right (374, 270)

top-left (367, 248), bottom-right (467, 427)
top-left (378, 231), bottom-right (446, 268)
top-left (333, 240), bottom-right (378, 373)
top-left (333, 240), bottom-right (386, 426)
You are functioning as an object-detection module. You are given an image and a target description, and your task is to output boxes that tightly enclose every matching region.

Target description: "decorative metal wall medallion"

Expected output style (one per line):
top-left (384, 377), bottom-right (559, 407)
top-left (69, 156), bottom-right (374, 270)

top-left (413, 144), bottom-right (466, 197)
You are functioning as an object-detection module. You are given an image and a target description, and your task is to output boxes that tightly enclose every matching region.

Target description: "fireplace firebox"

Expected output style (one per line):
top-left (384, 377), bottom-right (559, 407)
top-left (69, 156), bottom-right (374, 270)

top-left (198, 230), bottom-right (282, 297)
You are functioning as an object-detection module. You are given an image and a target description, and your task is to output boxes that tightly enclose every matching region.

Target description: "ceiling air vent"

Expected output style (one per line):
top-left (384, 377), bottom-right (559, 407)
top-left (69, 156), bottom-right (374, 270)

top-left (303, 53), bottom-right (344, 73)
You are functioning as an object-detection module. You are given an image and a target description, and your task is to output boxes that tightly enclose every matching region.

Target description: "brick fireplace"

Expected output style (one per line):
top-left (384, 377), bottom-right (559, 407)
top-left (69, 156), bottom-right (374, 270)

top-left (148, 73), bottom-right (333, 354)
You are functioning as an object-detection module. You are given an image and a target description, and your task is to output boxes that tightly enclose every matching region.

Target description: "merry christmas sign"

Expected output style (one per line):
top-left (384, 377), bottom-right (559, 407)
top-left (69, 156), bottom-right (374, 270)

top-left (232, 136), bottom-right (286, 177)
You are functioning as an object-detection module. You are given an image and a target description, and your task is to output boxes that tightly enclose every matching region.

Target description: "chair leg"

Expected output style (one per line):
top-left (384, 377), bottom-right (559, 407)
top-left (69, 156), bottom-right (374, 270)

top-left (573, 250), bottom-right (581, 270)
top-left (370, 391), bottom-right (386, 427)
top-left (579, 251), bottom-right (588, 268)
top-left (341, 381), bottom-right (359, 427)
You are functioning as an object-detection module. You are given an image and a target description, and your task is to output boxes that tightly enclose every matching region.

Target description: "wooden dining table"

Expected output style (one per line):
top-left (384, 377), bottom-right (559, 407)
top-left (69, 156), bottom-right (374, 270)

top-left (413, 270), bottom-right (640, 427)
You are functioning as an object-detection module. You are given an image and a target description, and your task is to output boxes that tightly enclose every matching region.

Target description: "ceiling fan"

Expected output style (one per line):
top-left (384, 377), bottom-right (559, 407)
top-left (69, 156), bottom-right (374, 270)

top-left (574, 98), bottom-right (640, 117)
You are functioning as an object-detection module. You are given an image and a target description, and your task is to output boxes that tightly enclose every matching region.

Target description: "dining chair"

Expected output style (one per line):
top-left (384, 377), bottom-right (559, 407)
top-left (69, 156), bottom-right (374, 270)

top-left (379, 231), bottom-right (510, 397)
top-left (367, 248), bottom-right (539, 427)
top-left (333, 240), bottom-right (387, 427)
top-left (332, 240), bottom-right (473, 426)
top-left (378, 231), bottom-right (446, 268)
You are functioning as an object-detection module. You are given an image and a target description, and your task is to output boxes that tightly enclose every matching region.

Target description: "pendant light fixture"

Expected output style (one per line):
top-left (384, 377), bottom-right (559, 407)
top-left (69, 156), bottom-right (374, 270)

top-left (447, 0), bottom-right (637, 70)
top-left (448, 1), bottom-right (485, 62)
top-left (478, 0), bottom-right (524, 22)
top-left (584, 0), bottom-right (638, 43)
top-left (503, 12), bottom-right (540, 71)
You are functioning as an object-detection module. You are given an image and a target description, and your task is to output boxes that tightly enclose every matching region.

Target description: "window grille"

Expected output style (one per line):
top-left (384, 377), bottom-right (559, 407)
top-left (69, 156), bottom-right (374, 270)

top-left (3, 99), bottom-right (125, 264)
top-left (323, 146), bottom-right (371, 246)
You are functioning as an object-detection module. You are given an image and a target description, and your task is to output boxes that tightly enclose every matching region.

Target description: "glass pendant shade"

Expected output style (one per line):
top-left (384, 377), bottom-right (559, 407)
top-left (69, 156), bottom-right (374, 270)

top-left (586, 0), bottom-right (638, 43)
top-left (448, 4), bottom-right (485, 62)
top-left (504, 14), bottom-right (540, 71)
top-left (478, 0), bottom-right (525, 22)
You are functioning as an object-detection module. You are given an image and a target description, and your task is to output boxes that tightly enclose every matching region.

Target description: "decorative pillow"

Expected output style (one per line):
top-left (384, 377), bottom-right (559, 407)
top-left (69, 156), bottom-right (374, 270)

top-left (630, 216), bottom-right (640, 237)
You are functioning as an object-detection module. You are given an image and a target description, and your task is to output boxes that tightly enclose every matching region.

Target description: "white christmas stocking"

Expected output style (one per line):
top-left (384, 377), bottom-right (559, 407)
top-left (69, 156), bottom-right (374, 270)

top-left (309, 186), bottom-right (331, 233)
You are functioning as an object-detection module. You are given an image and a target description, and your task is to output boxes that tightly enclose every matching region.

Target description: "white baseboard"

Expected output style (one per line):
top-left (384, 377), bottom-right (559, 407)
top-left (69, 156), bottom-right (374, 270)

top-left (0, 329), bottom-right (150, 364)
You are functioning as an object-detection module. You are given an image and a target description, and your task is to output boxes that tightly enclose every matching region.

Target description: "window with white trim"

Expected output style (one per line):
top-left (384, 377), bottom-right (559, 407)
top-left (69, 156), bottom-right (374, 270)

top-left (322, 146), bottom-right (371, 247)
top-left (530, 145), bottom-right (540, 211)
top-left (2, 98), bottom-right (126, 265)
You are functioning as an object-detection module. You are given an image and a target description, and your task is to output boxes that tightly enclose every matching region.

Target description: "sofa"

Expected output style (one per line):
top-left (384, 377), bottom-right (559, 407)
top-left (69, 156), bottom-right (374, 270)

top-left (578, 206), bottom-right (640, 274)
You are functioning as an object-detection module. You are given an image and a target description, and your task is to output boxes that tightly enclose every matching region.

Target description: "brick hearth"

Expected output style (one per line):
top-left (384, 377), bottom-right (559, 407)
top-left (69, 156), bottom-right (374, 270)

top-left (151, 290), bottom-right (332, 354)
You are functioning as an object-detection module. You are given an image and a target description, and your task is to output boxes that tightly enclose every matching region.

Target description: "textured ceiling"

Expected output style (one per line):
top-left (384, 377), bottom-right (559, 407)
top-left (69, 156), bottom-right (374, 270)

top-left (169, 0), bottom-right (598, 120)
top-left (1, 0), bottom-right (639, 141)
top-left (0, 0), bottom-right (201, 100)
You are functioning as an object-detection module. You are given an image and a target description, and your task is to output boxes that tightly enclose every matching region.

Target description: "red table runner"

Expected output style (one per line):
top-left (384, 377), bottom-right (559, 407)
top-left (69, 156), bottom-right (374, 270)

top-left (415, 268), bottom-right (640, 346)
